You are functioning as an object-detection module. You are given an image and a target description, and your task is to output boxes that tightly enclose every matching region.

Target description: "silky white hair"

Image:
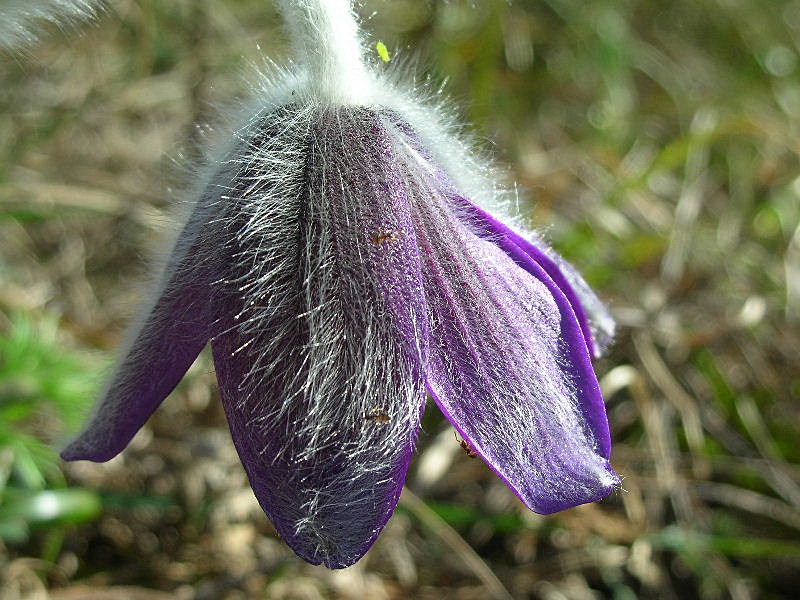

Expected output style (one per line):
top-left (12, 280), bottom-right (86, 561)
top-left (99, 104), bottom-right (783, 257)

top-left (0, 0), bottom-right (103, 51)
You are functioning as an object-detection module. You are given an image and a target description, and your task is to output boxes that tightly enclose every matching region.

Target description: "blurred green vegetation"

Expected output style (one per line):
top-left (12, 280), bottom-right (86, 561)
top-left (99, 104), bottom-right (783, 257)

top-left (0, 314), bottom-right (102, 566)
top-left (1, 0), bottom-right (800, 598)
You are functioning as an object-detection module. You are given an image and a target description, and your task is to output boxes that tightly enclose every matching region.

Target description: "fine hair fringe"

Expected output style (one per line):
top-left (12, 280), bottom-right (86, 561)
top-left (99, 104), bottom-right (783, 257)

top-left (0, 0), bottom-right (104, 51)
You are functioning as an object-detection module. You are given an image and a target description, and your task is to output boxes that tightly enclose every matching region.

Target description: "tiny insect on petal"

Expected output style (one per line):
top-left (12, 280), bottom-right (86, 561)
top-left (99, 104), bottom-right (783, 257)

top-left (376, 41), bottom-right (391, 62)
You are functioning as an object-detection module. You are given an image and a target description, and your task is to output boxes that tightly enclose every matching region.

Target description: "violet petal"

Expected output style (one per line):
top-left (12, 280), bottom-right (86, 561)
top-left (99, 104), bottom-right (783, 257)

top-left (419, 217), bottom-right (617, 510)
top-left (60, 198), bottom-right (222, 462)
top-left (448, 195), bottom-right (610, 358)
top-left (384, 126), bottom-right (617, 512)
top-left (210, 107), bottom-right (428, 568)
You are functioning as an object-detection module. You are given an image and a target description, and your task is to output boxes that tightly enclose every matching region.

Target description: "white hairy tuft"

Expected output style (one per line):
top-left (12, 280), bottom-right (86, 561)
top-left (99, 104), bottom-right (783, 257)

top-left (272, 0), bottom-right (513, 218)
top-left (0, 0), bottom-right (104, 51)
top-left (277, 0), bottom-right (373, 104)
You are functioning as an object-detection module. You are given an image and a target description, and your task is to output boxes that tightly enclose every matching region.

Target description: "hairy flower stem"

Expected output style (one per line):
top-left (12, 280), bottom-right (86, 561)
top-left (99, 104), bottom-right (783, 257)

top-left (277, 0), bottom-right (372, 104)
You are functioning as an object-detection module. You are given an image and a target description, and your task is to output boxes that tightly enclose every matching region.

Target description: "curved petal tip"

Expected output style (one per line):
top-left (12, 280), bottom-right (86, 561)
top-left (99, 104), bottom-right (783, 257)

top-left (514, 459), bottom-right (620, 515)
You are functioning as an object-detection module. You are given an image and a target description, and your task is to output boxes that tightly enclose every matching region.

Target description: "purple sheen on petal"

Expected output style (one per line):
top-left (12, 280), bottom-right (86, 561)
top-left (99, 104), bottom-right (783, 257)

top-left (209, 107), bottom-right (428, 568)
top-left (419, 224), bottom-right (617, 510)
top-left (435, 197), bottom-right (612, 458)
top-left (449, 195), bottom-right (599, 358)
top-left (60, 201), bottom-right (221, 463)
top-left (378, 109), bottom-right (612, 358)
top-left (524, 232), bottom-right (616, 357)
top-left (212, 330), bottom-right (421, 568)
top-left (386, 129), bottom-right (617, 510)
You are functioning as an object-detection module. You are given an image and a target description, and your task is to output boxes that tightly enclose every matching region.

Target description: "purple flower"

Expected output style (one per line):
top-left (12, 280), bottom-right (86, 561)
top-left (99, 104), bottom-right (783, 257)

top-left (61, 0), bottom-right (618, 569)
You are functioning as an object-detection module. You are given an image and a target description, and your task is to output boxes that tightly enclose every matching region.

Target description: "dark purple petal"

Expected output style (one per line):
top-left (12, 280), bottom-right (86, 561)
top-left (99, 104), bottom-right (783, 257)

top-left (211, 108), bottom-right (427, 568)
top-left (417, 203), bottom-right (616, 511)
top-left (381, 116), bottom-right (617, 513)
top-left (61, 197), bottom-right (223, 462)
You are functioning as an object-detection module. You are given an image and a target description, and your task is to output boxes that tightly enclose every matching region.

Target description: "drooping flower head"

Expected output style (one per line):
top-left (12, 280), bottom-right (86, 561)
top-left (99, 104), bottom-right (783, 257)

top-left (61, 0), bottom-right (619, 569)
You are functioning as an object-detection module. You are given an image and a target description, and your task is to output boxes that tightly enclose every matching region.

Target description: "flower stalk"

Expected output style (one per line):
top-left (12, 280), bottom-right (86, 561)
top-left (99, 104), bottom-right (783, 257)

top-left (277, 0), bottom-right (373, 103)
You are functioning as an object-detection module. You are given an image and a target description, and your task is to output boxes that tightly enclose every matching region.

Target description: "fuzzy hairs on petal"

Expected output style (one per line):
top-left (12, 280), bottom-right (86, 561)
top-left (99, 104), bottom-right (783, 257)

top-left (59, 183), bottom-right (227, 463)
top-left (379, 113), bottom-right (618, 513)
top-left (210, 106), bottom-right (429, 568)
top-left (451, 199), bottom-right (614, 359)
top-left (520, 232), bottom-right (616, 356)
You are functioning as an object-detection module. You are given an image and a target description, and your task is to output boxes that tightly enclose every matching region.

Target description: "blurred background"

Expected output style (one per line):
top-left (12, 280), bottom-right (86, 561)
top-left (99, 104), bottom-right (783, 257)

top-left (1, 0), bottom-right (800, 598)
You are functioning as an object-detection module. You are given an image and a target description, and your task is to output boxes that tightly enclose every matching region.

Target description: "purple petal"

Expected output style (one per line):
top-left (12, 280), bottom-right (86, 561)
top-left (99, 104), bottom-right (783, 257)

top-left (381, 109), bottom-right (612, 358)
top-left (210, 108), bottom-right (427, 568)
top-left (61, 199), bottom-right (222, 462)
top-left (417, 204), bottom-right (616, 511)
top-left (524, 233), bottom-right (615, 357)
top-left (448, 195), bottom-right (612, 358)
top-left (381, 117), bottom-right (617, 513)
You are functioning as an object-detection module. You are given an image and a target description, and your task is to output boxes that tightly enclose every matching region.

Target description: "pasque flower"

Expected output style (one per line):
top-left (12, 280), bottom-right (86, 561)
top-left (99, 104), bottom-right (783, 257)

top-left (61, 0), bottom-right (619, 568)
